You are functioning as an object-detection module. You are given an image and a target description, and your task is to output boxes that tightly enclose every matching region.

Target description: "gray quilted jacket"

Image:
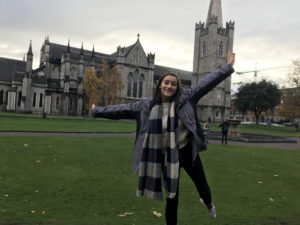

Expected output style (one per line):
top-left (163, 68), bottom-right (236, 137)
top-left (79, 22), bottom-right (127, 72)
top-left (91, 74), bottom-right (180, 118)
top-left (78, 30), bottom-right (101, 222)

top-left (93, 63), bottom-right (234, 175)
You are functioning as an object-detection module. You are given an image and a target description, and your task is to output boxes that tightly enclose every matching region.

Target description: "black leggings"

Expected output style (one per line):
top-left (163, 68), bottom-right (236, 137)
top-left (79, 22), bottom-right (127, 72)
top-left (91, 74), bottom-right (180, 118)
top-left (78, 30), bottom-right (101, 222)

top-left (164, 143), bottom-right (212, 225)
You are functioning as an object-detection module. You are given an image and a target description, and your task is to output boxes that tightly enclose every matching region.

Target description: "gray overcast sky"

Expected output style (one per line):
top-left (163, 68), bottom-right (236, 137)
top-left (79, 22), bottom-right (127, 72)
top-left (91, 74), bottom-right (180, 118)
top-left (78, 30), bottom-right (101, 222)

top-left (0, 0), bottom-right (299, 87)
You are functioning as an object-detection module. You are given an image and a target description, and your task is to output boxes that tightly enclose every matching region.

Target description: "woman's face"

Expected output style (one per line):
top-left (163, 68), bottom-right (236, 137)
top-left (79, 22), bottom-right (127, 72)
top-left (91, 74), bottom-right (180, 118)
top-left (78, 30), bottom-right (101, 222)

top-left (160, 75), bottom-right (178, 102)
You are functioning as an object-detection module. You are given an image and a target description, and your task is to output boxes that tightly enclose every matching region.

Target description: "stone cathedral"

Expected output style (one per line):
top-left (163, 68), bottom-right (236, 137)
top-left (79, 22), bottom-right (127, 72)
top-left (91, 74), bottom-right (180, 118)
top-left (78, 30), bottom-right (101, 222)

top-left (0, 0), bottom-right (234, 122)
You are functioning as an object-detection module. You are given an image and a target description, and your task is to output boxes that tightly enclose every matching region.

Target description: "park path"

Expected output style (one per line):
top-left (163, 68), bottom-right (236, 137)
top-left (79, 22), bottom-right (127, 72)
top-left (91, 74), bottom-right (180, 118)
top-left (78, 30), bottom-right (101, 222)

top-left (0, 131), bottom-right (299, 150)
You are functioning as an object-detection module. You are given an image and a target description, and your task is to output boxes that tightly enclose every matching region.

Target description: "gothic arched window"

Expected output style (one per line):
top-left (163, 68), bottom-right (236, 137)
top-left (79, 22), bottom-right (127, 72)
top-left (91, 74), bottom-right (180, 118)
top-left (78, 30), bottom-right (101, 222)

top-left (202, 41), bottom-right (207, 56)
top-left (0, 90), bottom-right (3, 105)
top-left (5, 91), bottom-right (8, 105)
top-left (70, 66), bottom-right (77, 80)
top-left (52, 66), bottom-right (59, 79)
top-left (133, 70), bottom-right (139, 97)
top-left (33, 93), bottom-right (37, 107)
top-left (96, 71), bottom-right (103, 78)
top-left (39, 93), bottom-right (43, 108)
top-left (219, 41), bottom-right (223, 57)
top-left (138, 74), bottom-right (144, 98)
top-left (18, 91), bottom-right (22, 106)
top-left (127, 73), bottom-right (133, 97)
top-left (56, 96), bottom-right (60, 109)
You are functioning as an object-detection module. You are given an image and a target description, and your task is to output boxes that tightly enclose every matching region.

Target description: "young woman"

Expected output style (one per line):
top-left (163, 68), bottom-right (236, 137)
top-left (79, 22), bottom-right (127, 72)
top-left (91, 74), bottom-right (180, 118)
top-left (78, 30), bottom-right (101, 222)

top-left (93, 52), bottom-right (235, 225)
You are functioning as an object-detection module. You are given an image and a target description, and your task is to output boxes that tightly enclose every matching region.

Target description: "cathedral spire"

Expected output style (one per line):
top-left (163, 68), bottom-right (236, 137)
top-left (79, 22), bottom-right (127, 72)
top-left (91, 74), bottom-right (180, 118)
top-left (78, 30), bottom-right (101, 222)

top-left (91, 45), bottom-right (95, 58)
top-left (27, 40), bottom-right (33, 56)
top-left (206, 0), bottom-right (223, 27)
top-left (66, 39), bottom-right (71, 53)
top-left (80, 42), bottom-right (84, 56)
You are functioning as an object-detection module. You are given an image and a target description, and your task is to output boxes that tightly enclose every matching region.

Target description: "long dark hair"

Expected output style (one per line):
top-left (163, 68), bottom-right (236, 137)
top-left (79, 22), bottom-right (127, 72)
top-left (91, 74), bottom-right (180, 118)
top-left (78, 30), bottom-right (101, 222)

top-left (152, 72), bottom-right (182, 108)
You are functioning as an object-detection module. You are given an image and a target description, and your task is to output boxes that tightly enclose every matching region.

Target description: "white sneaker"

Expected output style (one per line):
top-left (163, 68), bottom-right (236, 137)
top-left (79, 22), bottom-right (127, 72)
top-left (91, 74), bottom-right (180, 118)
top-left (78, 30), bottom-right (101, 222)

top-left (200, 198), bottom-right (216, 219)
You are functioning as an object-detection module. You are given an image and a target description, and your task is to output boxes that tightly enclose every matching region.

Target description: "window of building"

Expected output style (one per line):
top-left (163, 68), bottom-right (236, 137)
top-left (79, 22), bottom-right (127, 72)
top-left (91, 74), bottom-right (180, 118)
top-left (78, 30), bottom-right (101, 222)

top-left (202, 41), bottom-right (207, 56)
top-left (0, 90), bottom-right (3, 105)
top-left (52, 66), bottom-right (59, 79)
top-left (5, 91), bottom-right (8, 105)
top-left (56, 96), bottom-right (60, 109)
top-left (133, 70), bottom-right (139, 97)
top-left (127, 73), bottom-right (133, 97)
top-left (138, 74), bottom-right (144, 98)
top-left (216, 110), bottom-right (221, 118)
top-left (70, 66), bottom-right (77, 80)
top-left (137, 55), bottom-right (141, 64)
top-left (18, 91), bottom-right (22, 106)
top-left (219, 41), bottom-right (223, 57)
top-left (96, 71), bottom-right (103, 78)
top-left (33, 93), bottom-right (36, 107)
top-left (39, 93), bottom-right (43, 108)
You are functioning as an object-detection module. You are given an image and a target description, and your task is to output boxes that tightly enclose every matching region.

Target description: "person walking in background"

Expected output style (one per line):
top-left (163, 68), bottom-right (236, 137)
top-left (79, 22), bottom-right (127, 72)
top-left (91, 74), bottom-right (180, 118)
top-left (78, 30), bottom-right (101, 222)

top-left (219, 120), bottom-right (230, 145)
top-left (203, 119), bottom-right (210, 144)
top-left (92, 52), bottom-right (235, 225)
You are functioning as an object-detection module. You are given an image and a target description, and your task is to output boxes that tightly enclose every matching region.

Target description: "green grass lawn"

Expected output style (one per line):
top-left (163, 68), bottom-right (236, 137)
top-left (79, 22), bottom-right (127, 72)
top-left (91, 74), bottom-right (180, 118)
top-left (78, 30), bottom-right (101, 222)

top-left (0, 117), bottom-right (136, 133)
top-left (210, 123), bottom-right (300, 137)
top-left (0, 112), bottom-right (85, 120)
top-left (0, 136), bottom-right (299, 225)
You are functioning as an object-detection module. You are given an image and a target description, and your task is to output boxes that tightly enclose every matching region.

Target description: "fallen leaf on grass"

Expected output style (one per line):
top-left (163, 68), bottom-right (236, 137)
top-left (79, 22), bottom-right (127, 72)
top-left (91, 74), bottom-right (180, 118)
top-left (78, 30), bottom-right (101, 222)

top-left (35, 160), bottom-right (41, 163)
top-left (4, 194), bottom-right (8, 197)
top-left (273, 174), bottom-right (279, 177)
top-left (257, 181), bottom-right (263, 184)
top-left (269, 198), bottom-right (274, 202)
top-left (118, 212), bottom-right (134, 217)
top-left (24, 144), bottom-right (29, 147)
top-left (153, 211), bottom-right (162, 217)
top-left (30, 210), bottom-right (35, 214)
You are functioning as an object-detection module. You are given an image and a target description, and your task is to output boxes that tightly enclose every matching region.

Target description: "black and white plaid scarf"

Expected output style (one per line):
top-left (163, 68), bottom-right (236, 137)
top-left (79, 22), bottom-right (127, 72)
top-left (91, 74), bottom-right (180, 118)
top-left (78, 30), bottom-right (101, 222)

top-left (136, 101), bottom-right (179, 200)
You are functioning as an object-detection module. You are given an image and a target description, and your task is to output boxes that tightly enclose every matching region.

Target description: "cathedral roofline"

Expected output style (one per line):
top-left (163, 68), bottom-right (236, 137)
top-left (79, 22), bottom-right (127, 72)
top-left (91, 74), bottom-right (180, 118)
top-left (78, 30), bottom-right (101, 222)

top-left (0, 57), bottom-right (26, 82)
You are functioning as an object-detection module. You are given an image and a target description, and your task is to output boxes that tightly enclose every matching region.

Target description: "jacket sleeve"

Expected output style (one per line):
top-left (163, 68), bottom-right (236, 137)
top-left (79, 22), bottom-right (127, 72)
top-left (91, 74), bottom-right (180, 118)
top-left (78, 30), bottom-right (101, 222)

top-left (93, 101), bottom-right (142, 120)
top-left (185, 64), bottom-right (234, 105)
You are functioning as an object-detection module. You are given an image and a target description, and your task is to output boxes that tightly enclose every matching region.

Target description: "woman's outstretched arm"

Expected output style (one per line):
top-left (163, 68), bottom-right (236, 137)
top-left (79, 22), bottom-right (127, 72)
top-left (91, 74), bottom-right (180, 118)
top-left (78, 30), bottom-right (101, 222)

top-left (185, 52), bottom-right (235, 105)
top-left (92, 101), bottom-right (142, 120)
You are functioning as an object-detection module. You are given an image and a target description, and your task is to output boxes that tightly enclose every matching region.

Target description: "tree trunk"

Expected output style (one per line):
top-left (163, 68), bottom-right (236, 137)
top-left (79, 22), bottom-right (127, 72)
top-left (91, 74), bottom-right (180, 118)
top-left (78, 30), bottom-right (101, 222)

top-left (255, 115), bottom-right (259, 125)
top-left (255, 110), bottom-right (259, 125)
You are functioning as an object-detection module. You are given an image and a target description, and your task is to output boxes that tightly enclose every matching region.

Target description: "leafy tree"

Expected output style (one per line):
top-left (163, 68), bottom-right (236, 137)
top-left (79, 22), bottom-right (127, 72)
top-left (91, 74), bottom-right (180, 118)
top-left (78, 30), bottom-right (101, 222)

top-left (278, 89), bottom-right (300, 121)
top-left (83, 68), bottom-right (104, 112)
top-left (235, 79), bottom-right (281, 125)
top-left (83, 61), bottom-right (124, 115)
top-left (99, 60), bottom-right (124, 106)
top-left (287, 59), bottom-right (300, 88)
top-left (279, 59), bottom-right (300, 129)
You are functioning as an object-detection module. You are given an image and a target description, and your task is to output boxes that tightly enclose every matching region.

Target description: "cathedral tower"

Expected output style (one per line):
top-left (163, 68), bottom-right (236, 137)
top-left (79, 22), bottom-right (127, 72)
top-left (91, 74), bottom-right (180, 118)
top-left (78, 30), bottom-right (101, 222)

top-left (192, 0), bottom-right (234, 122)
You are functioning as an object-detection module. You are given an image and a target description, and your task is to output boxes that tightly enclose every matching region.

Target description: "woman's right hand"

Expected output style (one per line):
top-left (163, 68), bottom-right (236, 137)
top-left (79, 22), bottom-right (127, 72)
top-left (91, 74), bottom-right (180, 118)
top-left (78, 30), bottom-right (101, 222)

top-left (92, 104), bottom-right (95, 110)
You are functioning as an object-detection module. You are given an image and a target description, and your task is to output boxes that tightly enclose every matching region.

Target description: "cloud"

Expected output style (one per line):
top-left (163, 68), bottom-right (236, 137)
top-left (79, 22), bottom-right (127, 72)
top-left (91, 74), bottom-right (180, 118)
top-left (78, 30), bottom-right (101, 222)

top-left (0, 0), bottom-right (299, 86)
